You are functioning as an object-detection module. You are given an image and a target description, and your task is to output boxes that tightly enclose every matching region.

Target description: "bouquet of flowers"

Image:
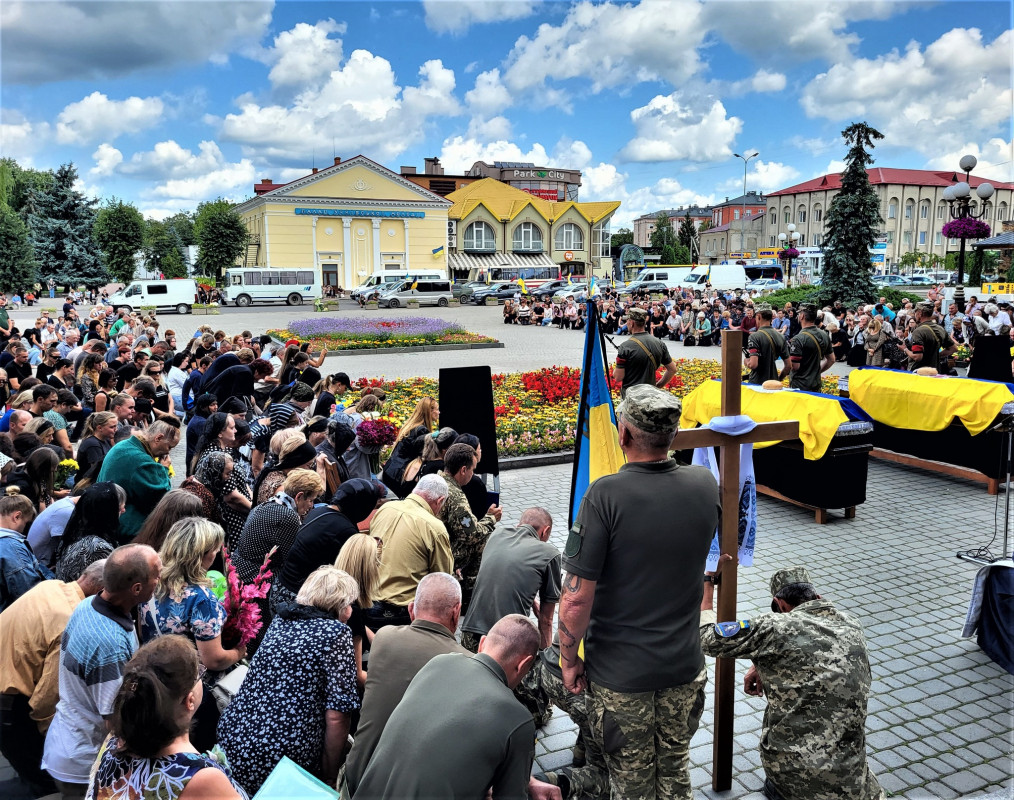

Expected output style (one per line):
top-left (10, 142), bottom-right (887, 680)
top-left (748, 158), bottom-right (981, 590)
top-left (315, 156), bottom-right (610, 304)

top-left (56, 458), bottom-right (79, 487)
top-left (220, 548), bottom-right (274, 650)
top-left (355, 418), bottom-right (398, 451)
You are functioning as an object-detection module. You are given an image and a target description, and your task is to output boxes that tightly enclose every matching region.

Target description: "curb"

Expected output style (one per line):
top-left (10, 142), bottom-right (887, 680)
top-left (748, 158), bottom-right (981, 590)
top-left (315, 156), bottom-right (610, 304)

top-left (498, 451), bottom-right (575, 471)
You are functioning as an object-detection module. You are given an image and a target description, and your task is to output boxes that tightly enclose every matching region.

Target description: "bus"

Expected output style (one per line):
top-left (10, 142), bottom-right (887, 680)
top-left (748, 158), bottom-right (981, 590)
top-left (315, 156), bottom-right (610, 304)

top-left (466, 264), bottom-right (561, 288)
top-left (219, 268), bottom-right (321, 307)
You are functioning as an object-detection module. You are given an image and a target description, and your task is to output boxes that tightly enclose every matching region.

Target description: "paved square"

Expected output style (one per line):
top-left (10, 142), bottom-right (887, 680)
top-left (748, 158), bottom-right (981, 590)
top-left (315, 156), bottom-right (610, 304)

top-left (499, 459), bottom-right (1013, 799)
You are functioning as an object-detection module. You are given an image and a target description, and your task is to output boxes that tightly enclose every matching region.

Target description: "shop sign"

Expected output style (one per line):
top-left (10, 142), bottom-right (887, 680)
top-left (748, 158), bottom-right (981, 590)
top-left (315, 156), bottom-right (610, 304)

top-left (521, 188), bottom-right (561, 201)
top-left (295, 208), bottom-right (425, 218)
top-left (513, 169), bottom-right (568, 180)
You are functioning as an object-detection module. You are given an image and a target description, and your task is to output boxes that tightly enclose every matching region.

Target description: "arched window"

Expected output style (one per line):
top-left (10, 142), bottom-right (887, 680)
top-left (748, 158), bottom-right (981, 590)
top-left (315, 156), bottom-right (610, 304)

top-left (769, 208), bottom-right (777, 226)
top-left (937, 202), bottom-right (947, 220)
top-left (512, 222), bottom-right (544, 252)
top-left (920, 200), bottom-right (930, 220)
top-left (783, 206), bottom-right (790, 223)
top-left (554, 223), bottom-right (584, 251)
top-left (813, 204), bottom-right (822, 223)
top-left (797, 204), bottom-right (806, 223)
top-left (904, 201), bottom-right (914, 219)
top-left (998, 202), bottom-right (1008, 221)
top-left (888, 199), bottom-right (898, 219)
top-left (463, 221), bottom-right (495, 251)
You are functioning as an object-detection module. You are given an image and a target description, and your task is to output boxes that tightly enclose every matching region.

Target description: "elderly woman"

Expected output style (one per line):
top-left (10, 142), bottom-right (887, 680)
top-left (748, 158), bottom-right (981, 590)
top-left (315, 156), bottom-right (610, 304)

top-left (88, 636), bottom-right (246, 800)
top-left (985, 302), bottom-right (1012, 336)
top-left (232, 468), bottom-right (323, 584)
top-left (141, 517), bottom-right (247, 751)
top-left (252, 433), bottom-right (322, 504)
top-left (191, 412), bottom-right (253, 546)
top-left (217, 566), bottom-right (361, 794)
top-left (180, 450), bottom-right (233, 525)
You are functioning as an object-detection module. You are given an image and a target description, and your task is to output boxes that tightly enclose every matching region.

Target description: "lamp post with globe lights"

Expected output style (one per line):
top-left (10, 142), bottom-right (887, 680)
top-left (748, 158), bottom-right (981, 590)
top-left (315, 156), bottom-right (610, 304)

top-left (778, 224), bottom-right (801, 288)
top-left (942, 155), bottom-right (994, 311)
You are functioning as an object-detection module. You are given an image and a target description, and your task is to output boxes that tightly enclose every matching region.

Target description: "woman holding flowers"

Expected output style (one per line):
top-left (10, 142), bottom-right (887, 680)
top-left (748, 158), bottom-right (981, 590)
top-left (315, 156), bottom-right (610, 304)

top-left (141, 517), bottom-right (247, 751)
top-left (341, 394), bottom-right (386, 480)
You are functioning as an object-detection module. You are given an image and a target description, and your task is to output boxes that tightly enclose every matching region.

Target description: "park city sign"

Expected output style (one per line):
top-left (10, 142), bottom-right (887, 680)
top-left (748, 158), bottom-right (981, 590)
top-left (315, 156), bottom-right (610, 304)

top-left (512, 169), bottom-right (569, 180)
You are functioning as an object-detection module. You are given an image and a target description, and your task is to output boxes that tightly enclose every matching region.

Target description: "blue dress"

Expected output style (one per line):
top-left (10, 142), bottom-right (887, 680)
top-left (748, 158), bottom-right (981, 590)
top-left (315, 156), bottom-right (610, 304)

top-left (140, 584), bottom-right (226, 644)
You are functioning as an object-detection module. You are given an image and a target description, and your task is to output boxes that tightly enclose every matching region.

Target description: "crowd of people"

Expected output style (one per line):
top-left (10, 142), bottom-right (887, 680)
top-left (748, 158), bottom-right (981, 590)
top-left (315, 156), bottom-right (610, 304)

top-left (0, 286), bottom-right (906, 800)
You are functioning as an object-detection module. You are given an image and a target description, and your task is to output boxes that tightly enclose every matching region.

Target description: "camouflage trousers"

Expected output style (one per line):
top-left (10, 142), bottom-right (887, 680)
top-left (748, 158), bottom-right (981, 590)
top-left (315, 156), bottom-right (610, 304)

top-left (460, 632), bottom-right (554, 727)
top-left (534, 660), bottom-right (609, 800)
top-left (588, 669), bottom-right (708, 800)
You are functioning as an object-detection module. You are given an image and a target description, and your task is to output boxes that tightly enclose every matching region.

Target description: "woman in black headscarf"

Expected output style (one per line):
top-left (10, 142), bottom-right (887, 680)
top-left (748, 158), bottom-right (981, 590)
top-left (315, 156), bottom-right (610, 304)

top-left (54, 482), bottom-right (125, 581)
top-left (381, 424), bottom-right (434, 499)
top-left (271, 478), bottom-right (385, 611)
top-left (192, 412), bottom-right (253, 545)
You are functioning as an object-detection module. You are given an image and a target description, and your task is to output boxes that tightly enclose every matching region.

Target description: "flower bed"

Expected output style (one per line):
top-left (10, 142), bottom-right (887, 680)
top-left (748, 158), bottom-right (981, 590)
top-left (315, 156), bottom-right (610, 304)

top-left (270, 316), bottom-right (497, 350)
top-left (353, 360), bottom-right (839, 458)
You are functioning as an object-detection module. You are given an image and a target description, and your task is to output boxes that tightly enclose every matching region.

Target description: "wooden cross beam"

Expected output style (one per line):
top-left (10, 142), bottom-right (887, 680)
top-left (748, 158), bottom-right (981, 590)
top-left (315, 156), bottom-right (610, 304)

top-left (674, 330), bottom-right (799, 792)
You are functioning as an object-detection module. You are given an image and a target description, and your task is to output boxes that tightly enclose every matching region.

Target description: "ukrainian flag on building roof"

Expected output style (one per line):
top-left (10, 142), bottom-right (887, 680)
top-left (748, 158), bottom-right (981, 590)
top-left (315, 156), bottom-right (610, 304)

top-left (570, 300), bottom-right (625, 526)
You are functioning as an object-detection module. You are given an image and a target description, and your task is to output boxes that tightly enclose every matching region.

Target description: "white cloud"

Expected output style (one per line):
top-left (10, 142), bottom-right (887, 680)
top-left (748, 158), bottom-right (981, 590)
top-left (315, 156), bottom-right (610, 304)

top-left (925, 139), bottom-right (1014, 184)
top-left (218, 52), bottom-right (460, 162)
top-left (704, 0), bottom-right (899, 65)
top-left (823, 160), bottom-right (847, 176)
top-left (583, 165), bottom-right (716, 229)
top-left (1, 0), bottom-right (273, 85)
top-left (748, 69), bottom-right (787, 93)
top-left (90, 144), bottom-right (123, 177)
top-left (502, 1), bottom-right (707, 101)
top-left (801, 28), bottom-right (1013, 163)
top-left (264, 19), bottom-right (346, 89)
top-left (423, 0), bottom-right (538, 34)
top-left (439, 136), bottom-right (550, 174)
top-left (465, 69), bottom-right (513, 117)
top-left (467, 115), bottom-right (513, 141)
top-left (618, 94), bottom-right (743, 162)
top-left (0, 111), bottom-right (48, 162)
top-left (748, 160), bottom-right (800, 194)
top-left (552, 139), bottom-right (593, 170)
top-left (55, 92), bottom-right (164, 145)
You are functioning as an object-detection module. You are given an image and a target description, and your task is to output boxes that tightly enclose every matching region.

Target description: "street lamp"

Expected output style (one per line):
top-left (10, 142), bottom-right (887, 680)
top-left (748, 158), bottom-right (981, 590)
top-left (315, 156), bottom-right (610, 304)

top-left (733, 151), bottom-right (759, 256)
top-left (778, 224), bottom-right (801, 288)
top-left (943, 154), bottom-right (994, 311)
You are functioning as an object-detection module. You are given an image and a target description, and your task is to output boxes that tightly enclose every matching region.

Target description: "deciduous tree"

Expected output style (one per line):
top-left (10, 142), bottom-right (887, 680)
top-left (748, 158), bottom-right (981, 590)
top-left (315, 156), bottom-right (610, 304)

top-left (94, 199), bottom-right (144, 285)
top-left (194, 199), bottom-right (247, 284)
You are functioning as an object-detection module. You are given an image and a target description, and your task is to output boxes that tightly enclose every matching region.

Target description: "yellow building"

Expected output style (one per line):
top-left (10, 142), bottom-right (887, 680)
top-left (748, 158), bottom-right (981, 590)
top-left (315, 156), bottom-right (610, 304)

top-left (234, 155), bottom-right (452, 290)
top-left (445, 179), bottom-right (619, 280)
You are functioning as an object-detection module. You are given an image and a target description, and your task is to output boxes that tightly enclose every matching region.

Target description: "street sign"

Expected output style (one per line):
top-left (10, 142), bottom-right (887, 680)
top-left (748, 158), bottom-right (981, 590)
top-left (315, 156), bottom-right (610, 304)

top-left (982, 283), bottom-right (1012, 295)
top-left (870, 254), bottom-right (885, 264)
top-left (873, 243), bottom-right (887, 250)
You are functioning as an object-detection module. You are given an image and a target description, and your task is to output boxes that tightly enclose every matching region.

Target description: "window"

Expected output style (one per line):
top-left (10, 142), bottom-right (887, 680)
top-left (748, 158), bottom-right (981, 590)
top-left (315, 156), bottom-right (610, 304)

top-left (888, 201), bottom-right (897, 219)
top-left (463, 221), bottom-right (496, 251)
top-left (920, 202), bottom-right (929, 219)
top-left (797, 205), bottom-right (806, 223)
top-left (903, 231), bottom-right (912, 245)
top-left (554, 223), bottom-right (584, 251)
top-left (769, 208), bottom-right (777, 226)
top-left (263, 272), bottom-right (279, 285)
top-left (280, 271), bottom-right (297, 285)
top-left (592, 220), bottom-right (610, 258)
top-left (231, 274), bottom-right (243, 286)
top-left (812, 233), bottom-right (822, 247)
top-left (918, 231), bottom-right (926, 245)
top-left (999, 203), bottom-right (1009, 221)
top-left (904, 202), bottom-right (913, 219)
top-left (769, 236), bottom-right (776, 246)
top-left (783, 207), bottom-right (790, 223)
top-left (813, 206), bottom-right (822, 222)
top-left (147, 285), bottom-right (168, 295)
top-left (297, 270), bottom-right (314, 284)
top-left (512, 222), bottom-right (544, 252)
top-left (884, 231), bottom-right (894, 243)
top-left (935, 233), bottom-right (942, 246)
top-left (937, 203), bottom-right (946, 220)
top-left (734, 209), bottom-right (740, 220)
top-left (245, 272), bottom-right (262, 285)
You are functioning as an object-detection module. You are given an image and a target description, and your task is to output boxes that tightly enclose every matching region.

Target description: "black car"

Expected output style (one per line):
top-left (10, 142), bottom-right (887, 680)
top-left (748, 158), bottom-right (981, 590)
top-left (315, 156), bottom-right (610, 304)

top-left (470, 282), bottom-right (523, 304)
top-left (618, 280), bottom-right (669, 296)
top-left (531, 279), bottom-right (571, 300)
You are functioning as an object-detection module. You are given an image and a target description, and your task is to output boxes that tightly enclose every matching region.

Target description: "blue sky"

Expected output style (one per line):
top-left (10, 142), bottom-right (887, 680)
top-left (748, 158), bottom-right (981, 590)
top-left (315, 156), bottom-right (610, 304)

top-left (2, 0), bottom-right (1011, 228)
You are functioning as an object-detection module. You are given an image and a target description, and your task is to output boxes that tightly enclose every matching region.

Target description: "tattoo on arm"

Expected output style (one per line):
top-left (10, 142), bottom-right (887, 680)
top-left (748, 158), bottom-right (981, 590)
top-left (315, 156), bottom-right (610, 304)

top-left (558, 619), bottom-right (577, 664)
top-left (564, 573), bottom-right (583, 594)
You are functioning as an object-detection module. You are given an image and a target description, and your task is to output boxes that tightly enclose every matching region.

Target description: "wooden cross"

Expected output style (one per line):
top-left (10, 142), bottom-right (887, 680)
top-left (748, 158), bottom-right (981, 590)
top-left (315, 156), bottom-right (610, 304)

top-left (674, 329), bottom-right (800, 791)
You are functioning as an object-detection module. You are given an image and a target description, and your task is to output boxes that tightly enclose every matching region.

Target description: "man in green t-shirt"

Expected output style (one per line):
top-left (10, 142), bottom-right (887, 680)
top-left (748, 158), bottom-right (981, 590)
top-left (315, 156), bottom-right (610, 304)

top-left (745, 306), bottom-right (789, 384)
top-left (613, 307), bottom-right (678, 397)
top-left (0, 294), bottom-right (11, 344)
top-left (903, 304), bottom-right (956, 372)
top-left (788, 305), bottom-right (834, 392)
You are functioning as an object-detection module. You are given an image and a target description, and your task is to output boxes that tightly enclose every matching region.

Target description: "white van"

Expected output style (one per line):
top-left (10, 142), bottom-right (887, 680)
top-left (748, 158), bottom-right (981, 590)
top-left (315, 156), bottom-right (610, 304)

top-left (109, 279), bottom-right (199, 314)
top-left (680, 265), bottom-right (749, 293)
top-left (351, 270), bottom-right (446, 302)
top-left (377, 279), bottom-right (453, 308)
top-left (632, 266), bottom-right (692, 288)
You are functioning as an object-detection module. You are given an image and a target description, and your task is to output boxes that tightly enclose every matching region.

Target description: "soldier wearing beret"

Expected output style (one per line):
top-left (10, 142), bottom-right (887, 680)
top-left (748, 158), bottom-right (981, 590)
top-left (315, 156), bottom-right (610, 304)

top-left (613, 307), bottom-right (679, 397)
top-left (700, 565), bottom-right (885, 800)
top-left (556, 385), bottom-right (719, 800)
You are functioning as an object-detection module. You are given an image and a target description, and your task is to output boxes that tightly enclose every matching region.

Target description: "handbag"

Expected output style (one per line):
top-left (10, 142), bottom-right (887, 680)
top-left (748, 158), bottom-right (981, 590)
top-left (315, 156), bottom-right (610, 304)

top-left (211, 663), bottom-right (248, 712)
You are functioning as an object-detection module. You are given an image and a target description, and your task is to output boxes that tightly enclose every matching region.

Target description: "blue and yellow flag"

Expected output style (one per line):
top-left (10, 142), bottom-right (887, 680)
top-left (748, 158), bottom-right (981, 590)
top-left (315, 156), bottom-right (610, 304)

top-left (432, 245), bottom-right (444, 259)
top-left (589, 276), bottom-right (601, 296)
top-left (410, 277), bottom-right (418, 290)
top-left (517, 277), bottom-right (528, 294)
top-left (570, 300), bottom-right (625, 526)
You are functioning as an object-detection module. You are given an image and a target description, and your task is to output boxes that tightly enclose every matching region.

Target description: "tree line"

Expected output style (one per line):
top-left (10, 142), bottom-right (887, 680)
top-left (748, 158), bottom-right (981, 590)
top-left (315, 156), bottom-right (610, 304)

top-left (0, 159), bottom-right (248, 293)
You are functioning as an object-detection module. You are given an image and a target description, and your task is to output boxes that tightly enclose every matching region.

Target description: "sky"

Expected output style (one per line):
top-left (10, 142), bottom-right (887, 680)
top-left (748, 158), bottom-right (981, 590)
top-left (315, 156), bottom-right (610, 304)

top-left (2, 0), bottom-right (1012, 229)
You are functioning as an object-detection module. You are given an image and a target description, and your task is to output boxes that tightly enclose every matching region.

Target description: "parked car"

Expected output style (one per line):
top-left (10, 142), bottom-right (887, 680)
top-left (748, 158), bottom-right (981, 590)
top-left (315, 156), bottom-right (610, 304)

top-left (470, 282), bottom-right (523, 304)
top-left (877, 274), bottom-right (910, 286)
top-left (551, 282), bottom-right (590, 302)
top-left (452, 281), bottom-right (487, 301)
top-left (907, 275), bottom-right (934, 285)
top-left (746, 278), bottom-right (785, 291)
top-left (617, 281), bottom-right (669, 296)
top-left (531, 279), bottom-right (573, 300)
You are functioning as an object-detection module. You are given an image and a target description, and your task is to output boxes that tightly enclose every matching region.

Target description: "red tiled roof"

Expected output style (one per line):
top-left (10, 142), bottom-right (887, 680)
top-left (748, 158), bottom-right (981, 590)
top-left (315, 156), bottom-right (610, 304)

top-left (769, 168), bottom-right (1014, 197)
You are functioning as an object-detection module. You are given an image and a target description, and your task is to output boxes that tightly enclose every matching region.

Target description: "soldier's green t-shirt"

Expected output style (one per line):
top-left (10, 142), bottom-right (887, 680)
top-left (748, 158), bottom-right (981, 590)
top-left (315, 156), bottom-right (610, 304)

top-left (615, 333), bottom-right (671, 396)
top-left (788, 327), bottom-right (832, 392)
top-left (909, 322), bottom-right (947, 371)
top-left (563, 460), bottom-right (719, 692)
top-left (746, 327), bottom-right (788, 384)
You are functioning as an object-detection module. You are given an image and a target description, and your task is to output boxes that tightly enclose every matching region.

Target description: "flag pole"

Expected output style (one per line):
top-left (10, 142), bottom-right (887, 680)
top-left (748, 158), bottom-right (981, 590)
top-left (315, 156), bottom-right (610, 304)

top-left (569, 300), bottom-right (598, 528)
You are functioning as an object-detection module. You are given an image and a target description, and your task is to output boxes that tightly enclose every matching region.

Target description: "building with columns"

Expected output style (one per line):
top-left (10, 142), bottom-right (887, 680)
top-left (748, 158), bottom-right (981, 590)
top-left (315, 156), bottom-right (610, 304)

top-left (767, 168), bottom-right (1014, 273)
top-left (234, 155), bottom-right (451, 290)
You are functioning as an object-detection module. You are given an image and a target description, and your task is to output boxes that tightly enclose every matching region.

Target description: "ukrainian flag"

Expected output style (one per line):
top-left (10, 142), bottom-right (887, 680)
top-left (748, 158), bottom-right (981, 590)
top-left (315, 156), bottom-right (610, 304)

top-left (432, 245), bottom-right (444, 259)
top-left (518, 277), bottom-right (528, 295)
top-left (589, 276), bottom-right (601, 296)
top-left (570, 300), bottom-right (625, 526)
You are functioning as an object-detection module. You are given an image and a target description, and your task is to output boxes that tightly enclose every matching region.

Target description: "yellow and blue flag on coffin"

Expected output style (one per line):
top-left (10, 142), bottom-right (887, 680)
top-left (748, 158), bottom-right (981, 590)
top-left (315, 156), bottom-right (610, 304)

top-left (518, 277), bottom-right (528, 294)
top-left (570, 300), bottom-right (625, 526)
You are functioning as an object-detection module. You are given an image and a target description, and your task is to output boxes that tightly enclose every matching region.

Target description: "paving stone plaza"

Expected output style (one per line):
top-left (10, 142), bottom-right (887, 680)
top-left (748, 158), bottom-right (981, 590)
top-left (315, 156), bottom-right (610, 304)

top-left (1, 302), bottom-right (1011, 799)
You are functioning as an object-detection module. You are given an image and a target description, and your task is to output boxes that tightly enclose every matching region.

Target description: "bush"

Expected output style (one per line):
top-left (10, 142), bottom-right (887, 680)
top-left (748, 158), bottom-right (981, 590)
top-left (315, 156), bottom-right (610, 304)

top-left (875, 287), bottom-right (922, 308)
top-left (761, 286), bottom-right (820, 307)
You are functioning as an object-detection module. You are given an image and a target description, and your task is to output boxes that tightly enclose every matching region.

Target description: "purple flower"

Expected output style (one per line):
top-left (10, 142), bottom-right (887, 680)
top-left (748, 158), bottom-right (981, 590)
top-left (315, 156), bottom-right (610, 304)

top-left (942, 218), bottom-right (991, 240)
top-left (778, 248), bottom-right (800, 259)
top-left (287, 316), bottom-right (464, 341)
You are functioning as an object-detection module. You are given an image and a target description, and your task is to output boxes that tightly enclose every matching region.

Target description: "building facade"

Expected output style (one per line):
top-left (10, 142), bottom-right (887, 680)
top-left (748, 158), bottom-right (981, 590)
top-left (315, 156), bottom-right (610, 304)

top-left (445, 178), bottom-right (618, 279)
top-left (709, 191), bottom-right (767, 229)
top-left (400, 158), bottom-right (584, 202)
top-left (767, 168), bottom-right (1014, 273)
top-left (632, 205), bottom-right (712, 248)
top-left (235, 155), bottom-right (451, 290)
top-left (700, 211), bottom-right (767, 263)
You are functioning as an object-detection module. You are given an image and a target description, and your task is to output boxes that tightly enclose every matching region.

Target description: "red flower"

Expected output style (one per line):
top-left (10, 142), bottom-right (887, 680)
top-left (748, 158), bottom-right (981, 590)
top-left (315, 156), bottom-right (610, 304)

top-left (221, 548), bottom-right (273, 649)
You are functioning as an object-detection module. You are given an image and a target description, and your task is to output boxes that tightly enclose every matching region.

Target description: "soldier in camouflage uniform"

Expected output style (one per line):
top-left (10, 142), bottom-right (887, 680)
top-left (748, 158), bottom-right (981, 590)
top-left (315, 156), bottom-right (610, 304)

top-left (438, 442), bottom-right (501, 610)
top-left (700, 565), bottom-right (885, 800)
top-left (559, 385), bottom-right (720, 800)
